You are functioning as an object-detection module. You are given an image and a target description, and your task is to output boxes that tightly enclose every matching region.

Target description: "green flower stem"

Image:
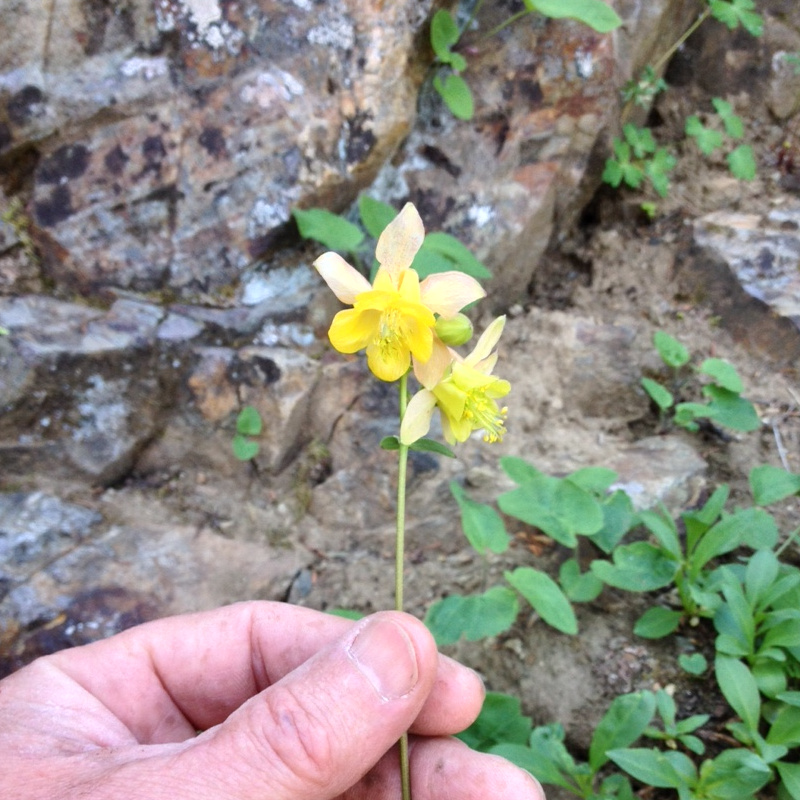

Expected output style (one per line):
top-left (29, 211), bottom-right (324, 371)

top-left (396, 371), bottom-right (411, 800)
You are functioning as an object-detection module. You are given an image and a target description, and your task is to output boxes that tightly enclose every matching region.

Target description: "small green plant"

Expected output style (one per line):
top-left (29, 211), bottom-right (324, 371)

top-left (293, 195), bottom-right (491, 282)
top-left (429, 0), bottom-right (622, 121)
top-left (643, 689), bottom-right (709, 755)
top-left (685, 98), bottom-right (757, 181)
top-left (231, 405), bottom-right (262, 461)
top-left (1, 197), bottom-right (38, 265)
top-left (602, 124), bottom-right (677, 197)
top-left (641, 330), bottom-right (761, 433)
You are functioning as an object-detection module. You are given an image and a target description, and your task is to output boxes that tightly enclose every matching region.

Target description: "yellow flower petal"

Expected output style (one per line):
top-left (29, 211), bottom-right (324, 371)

top-left (419, 271), bottom-right (486, 318)
top-left (366, 339), bottom-right (411, 382)
top-left (314, 252), bottom-right (372, 304)
top-left (328, 308), bottom-right (379, 353)
top-left (413, 336), bottom-right (452, 390)
top-left (400, 389), bottom-right (437, 444)
top-left (375, 203), bottom-right (424, 282)
top-left (465, 316), bottom-right (506, 367)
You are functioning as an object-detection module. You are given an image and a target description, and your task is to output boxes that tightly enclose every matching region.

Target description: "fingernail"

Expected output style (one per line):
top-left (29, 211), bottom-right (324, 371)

top-left (348, 617), bottom-right (419, 701)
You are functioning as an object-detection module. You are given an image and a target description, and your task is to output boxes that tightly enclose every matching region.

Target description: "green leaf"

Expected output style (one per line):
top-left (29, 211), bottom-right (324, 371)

top-left (589, 490), bottom-right (636, 554)
top-left (457, 691), bottom-right (532, 751)
top-left (450, 482), bottom-right (510, 554)
top-left (745, 548), bottom-right (780, 608)
top-left (653, 330), bottom-right (690, 368)
top-left (679, 653), bottom-right (708, 675)
top-left (715, 656), bottom-right (761, 732)
top-left (292, 207), bottom-right (364, 252)
top-left (505, 567), bottom-right (578, 635)
top-left (639, 508), bottom-right (682, 559)
top-left (591, 542), bottom-right (679, 592)
top-left (417, 231), bottom-right (491, 279)
top-left (358, 195), bottom-right (397, 239)
top-left (709, 0), bottom-right (764, 36)
top-left (607, 748), bottom-right (697, 789)
top-left (698, 748), bottom-right (771, 798)
top-left (776, 761), bottom-right (800, 800)
top-left (634, 607), bottom-right (683, 639)
top-left (231, 434), bottom-right (259, 461)
top-left (327, 608), bottom-right (364, 620)
top-left (712, 97), bottom-right (745, 138)
top-left (409, 437), bottom-right (456, 458)
top-left (430, 10), bottom-right (464, 68)
top-left (589, 692), bottom-right (657, 771)
top-left (433, 73), bottom-right (474, 121)
top-left (526, 0), bottom-right (622, 32)
top-left (499, 456), bottom-right (541, 484)
top-left (686, 116), bottom-right (724, 155)
top-left (767, 705), bottom-right (800, 747)
top-left (424, 587), bottom-right (519, 646)
top-left (507, 724), bottom-right (577, 790)
top-left (646, 148), bottom-right (677, 197)
top-left (236, 405), bottom-right (262, 436)
top-left (559, 558), bottom-right (604, 602)
top-left (380, 435), bottom-right (400, 451)
top-left (690, 508), bottom-right (768, 574)
top-left (641, 377), bottom-right (674, 410)
top-left (728, 144), bottom-right (757, 181)
top-left (566, 466), bottom-right (618, 494)
top-left (699, 358), bottom-right (744, 392)
top-left (750, 464), bottom-right (800, 506)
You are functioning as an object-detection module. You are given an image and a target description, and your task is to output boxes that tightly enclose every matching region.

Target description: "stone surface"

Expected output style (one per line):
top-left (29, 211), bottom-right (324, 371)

top-left (0, 490), bottom-right (307, 677)
top-left (684, 205), bottom-right (800, 365)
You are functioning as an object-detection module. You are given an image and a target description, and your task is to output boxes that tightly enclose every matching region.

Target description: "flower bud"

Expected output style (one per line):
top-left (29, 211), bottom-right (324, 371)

top-left (435, 313), bottom-right (473, 347)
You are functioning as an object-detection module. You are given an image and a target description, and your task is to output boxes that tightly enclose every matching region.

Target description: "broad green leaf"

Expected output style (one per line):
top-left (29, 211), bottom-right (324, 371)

top-left (698, 748), bottom-right (771, 799)
top-left (683, 484), bottom-right (729, 553)
top-left (634, 606), bottom-right (683, 639)
top-left (624, 123), bottom-right (656, 157)
top-left (358, 195), bottom-right (396, 239)
top-left (653, 330), bottom-right (690, 368)
top-left (712, 98), bottom-right (744, 138)
top-left (327, 608), bottom-right (363, 620)
top-left (380, 435), bottom-right (400, 451)
top-left (559, 558), bottom-right (604, 602)
top-left (433, 73), bottom-right (474, 121)
top-left (457, 691), bottom-right (532, 751)
top-left (505, 567), bottom-right (578, 635)
top-left (498, 476), bottom-right (576, 547)
top-left (591, 542), bottom-right (679, 592)
top-left (421, 231), bottom-right (491, 278)
top-left (589, 691), bottom-right (657, 771)
top-left (566, 466), bottom-right (618, 494)
top-left (646, 148), bottom-right (676, 198)
top-left (641, 377), bottom-right (674, 410)
top-left (526, 0), bottom-right (622, 32)
top-left (500, 456), bottom-right (541, 484)
top-left (556, 479), bottom-right (604, 535)
top-left (450, 482), bottom-right (510, 554)
top-left (424, 587), bottom-right (519, 646)
top-left (699, 357), bottom-right (744, 392)
top-left (728, 144), bottom-right (757, 181)
top-left (776, 761), bottom-right (800, 800)
top-left (715, 656), bottom-right (761, 732)
top-left (745, 549), bottom-right (780, 607)
top-left (679, 653), bottom-right (708, 675)
top-left (767, 705), bottom-right (800, 747)
top-left (409, 437), bottom-right (456, 458)
top-left (639, 508), bottom-right (682, 558)
top-left (690, 508), bottom-right (771, 575)
top-left (753, 659), bottom-right (788, 699)
top-left (231, 434), bottom-right (259, 461)
top-left (589, 490), bottom-right (636, 554)
top-left (607, 748), bottom-right (696, 789)
top-left (487, 743), bottom-right (566, 786)
top-left (236, 405), bottom-right (262, 436)
top-left (292, 207), bottom-right (364, 252)
top-left (777, 692), bottom-right (800, 707)
top-left (502, 724), bottom-right (577, 790)
top-left (750, 464), bottom-right (800, 506)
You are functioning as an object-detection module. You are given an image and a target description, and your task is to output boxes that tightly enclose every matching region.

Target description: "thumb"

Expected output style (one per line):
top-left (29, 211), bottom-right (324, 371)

top-left (178, 612), bottom-right (438, 800)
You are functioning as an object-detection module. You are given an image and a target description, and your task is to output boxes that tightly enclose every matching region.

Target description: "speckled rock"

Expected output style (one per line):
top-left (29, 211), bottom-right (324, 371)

top-left (686, 205), bottom-right (800, 365)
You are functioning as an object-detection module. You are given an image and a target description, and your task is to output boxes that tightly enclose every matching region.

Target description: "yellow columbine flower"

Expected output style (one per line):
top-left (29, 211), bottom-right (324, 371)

top-left (400, 316), bottom-right (510, 445)
top-left (313, 203), bottom-right (486, 385)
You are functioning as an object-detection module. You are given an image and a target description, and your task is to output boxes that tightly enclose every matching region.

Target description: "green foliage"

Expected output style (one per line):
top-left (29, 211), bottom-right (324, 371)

top-left (642, 331), bottom-right (760, 433)
top-left (430, 1), bottom-right (621, 121)
top-left (602, 124), bottom-right (676, 197)
top-left (424, 586), bottom-right (519, 646)
top-left (231, 405), bottom-right (262, 461)
top-left (709, 0), bottom-right (763, 36)
top-left (621, 66), bottom-right (668, 108)
top-left (294, 195), bottom-right (492, 282)
top-left (685, 98), bottom-right (757, 182)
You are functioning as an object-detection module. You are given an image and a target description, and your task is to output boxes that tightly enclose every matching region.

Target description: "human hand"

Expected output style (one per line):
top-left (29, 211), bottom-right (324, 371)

top-left (0, 602), bottom-right (545, 800)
